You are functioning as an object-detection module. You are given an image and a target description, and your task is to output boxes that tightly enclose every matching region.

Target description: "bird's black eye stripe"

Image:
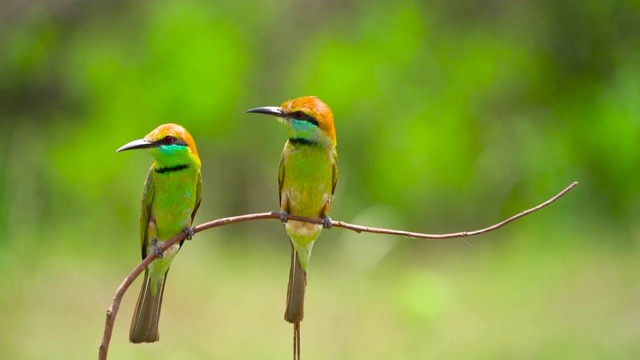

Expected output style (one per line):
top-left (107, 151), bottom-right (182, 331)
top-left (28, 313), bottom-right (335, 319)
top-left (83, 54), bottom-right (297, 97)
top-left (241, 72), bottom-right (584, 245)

top-left (289, 111), bottom-right (319, 126)
top-left (155, 136), bottom-right (187, 146)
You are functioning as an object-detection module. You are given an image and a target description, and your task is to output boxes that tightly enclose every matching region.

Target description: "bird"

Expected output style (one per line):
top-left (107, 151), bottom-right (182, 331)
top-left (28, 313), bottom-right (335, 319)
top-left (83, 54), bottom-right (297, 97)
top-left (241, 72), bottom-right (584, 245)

top-left (245, 96), bottom-right (337, 359)
top-left (116, 123), bottom-right (202, 343)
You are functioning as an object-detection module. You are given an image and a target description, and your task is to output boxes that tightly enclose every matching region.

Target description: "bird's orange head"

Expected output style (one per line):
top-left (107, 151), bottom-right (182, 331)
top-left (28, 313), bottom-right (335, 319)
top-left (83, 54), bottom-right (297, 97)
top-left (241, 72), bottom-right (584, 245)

top-left (245, 96), bottom-right (336, 146)
top-left (116, 123), bottom-right (200, 167)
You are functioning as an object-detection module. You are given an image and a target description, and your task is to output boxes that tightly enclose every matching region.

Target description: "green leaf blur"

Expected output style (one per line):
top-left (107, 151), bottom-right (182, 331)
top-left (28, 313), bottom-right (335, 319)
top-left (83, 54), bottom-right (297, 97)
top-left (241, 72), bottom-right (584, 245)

top-left (1, 0), bottom-right (638, 358)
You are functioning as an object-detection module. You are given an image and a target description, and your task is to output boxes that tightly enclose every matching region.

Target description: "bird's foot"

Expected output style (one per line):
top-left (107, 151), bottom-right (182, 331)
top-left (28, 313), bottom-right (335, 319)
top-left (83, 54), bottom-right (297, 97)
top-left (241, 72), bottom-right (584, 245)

top-left (151, 239), bottom-right (164, 259)
top-left (183, 226), bottom-right (195, 240)
top-left (321, 214), bottom-right (333, 229)
top-left (279, 210), bottom-right (289, 224)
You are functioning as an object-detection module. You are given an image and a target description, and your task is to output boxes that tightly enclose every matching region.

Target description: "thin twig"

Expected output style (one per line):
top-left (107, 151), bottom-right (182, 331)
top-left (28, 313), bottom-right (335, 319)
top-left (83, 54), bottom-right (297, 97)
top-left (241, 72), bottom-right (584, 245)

top-left (98, 181), bottom-right (578, 360)
top-left (332, 181), bottom-right (580, 239)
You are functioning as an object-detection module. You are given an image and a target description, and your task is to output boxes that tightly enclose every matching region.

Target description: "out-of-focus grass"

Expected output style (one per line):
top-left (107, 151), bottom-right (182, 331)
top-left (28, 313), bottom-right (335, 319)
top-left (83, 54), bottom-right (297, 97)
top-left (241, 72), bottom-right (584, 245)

top-left (1, 221), bottom-right (638, 359)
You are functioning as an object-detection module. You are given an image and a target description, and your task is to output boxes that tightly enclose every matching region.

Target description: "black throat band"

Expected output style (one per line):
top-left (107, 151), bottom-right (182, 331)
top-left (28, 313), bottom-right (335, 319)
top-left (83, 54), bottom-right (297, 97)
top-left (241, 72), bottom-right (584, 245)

top-left (155, 164), bottom-right (189, 174)
top-left (289, 137), bottom-right (315, 146)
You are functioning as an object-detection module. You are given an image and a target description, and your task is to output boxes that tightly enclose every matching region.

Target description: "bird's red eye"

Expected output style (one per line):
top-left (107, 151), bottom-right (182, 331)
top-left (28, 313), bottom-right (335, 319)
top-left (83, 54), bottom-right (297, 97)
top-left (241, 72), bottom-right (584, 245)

top-left (293, 111), bottom-right (305, 120)
top-left (163, 135), bottom-right (175, 144)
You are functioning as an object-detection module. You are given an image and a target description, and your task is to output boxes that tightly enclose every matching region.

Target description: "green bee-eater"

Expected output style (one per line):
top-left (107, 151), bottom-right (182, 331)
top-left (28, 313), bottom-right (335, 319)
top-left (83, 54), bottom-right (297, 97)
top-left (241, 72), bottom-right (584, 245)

top-left (116, 123), bottom-right (202, 343)
top-left (245, 96), bottom-right (338, 337)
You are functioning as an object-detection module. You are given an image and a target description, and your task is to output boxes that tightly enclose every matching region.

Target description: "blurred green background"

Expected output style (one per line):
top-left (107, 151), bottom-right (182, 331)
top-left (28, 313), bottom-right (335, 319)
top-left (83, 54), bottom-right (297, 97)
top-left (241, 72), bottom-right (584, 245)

top-left (1, 0), bottom-right (639, 358)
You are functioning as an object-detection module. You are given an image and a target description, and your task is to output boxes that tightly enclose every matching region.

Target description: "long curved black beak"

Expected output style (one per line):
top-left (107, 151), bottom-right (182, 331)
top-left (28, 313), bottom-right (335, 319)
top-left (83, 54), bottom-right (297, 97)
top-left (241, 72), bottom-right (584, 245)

top-left (116, 139), bottom-right (154, 153)
top-left (244, 106), bottom-right (284, 117)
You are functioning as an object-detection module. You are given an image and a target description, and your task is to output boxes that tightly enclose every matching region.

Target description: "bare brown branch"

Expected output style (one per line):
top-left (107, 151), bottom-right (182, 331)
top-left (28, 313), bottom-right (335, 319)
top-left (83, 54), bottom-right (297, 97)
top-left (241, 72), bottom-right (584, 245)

top-left (332, 181), bottom-right (580, 239)
top-left (99, 181), bottom-right (578, 360)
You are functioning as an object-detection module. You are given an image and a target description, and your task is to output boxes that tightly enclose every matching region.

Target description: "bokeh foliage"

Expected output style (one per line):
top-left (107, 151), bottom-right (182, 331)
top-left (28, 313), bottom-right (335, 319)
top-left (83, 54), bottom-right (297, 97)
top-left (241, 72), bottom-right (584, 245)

top-left (1, 0), bottom-right (639, 358)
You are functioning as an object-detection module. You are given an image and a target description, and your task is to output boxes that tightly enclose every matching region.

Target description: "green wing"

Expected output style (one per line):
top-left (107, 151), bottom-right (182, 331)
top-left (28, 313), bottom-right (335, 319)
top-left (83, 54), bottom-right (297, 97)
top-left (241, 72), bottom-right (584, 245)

top-left (331, 149), bottom-right (338, 197)
top-left (278, 151), bottom-right (285, 206)
top-left (192, 170), bottom-right (202, 224)
top-left (184, 170), bottom-right (203, 247)
top-left (139, 167), bottom-right (155, 259)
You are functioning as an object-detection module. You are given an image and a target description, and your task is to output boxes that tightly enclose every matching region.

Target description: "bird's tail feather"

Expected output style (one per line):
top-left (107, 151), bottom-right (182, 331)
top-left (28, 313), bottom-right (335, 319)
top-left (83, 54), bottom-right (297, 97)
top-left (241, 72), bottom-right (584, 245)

top-left (129, 269), bottom-right (168, 343)
top-left (285, 242), bottom-right (307, 324)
